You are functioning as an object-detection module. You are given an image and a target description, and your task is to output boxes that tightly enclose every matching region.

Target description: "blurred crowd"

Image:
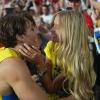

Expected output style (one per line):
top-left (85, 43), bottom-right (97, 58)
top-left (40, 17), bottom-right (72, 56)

top-left (0, 0), bottom-right (99, 28)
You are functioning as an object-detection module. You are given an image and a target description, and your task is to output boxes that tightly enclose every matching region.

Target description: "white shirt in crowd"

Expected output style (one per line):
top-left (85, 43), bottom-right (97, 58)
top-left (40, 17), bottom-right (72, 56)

top-left (41, 14), bottom-right (53, 24)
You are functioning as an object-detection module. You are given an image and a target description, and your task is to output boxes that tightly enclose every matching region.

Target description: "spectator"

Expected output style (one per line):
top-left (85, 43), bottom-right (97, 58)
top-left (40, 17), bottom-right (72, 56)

top-left (40, 5), bottom-right (53, 24)
top-left (64, 0), bottom-right (94, 35)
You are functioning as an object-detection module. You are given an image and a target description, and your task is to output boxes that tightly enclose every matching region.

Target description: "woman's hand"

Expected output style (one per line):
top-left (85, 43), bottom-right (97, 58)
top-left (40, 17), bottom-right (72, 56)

top-left (16, 43), bottom-right (43, 65)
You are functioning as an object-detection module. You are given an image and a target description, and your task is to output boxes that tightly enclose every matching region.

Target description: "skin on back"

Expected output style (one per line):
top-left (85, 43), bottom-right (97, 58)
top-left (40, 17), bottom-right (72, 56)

top-left (0, 56), bottom-right (48, 100)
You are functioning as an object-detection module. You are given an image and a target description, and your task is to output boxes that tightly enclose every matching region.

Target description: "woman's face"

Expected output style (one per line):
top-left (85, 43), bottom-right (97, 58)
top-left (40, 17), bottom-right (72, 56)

top-left (51, 15), bottom-right (59, 42)
top-left (20, 21), bottom-right (41, 49)
top-left (42, 6), bottom-right (48, 15)
top-left (53, 15), bottom-right (60, 35)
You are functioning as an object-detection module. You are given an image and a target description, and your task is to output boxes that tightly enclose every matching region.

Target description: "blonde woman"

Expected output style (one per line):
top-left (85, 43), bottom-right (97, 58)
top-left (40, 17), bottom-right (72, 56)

top-left (44, 10), bottom-right (96, 100)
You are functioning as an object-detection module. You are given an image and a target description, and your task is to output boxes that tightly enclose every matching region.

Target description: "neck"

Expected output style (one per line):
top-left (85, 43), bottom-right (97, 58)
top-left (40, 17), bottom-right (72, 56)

top-left (13, 42), bottom-right (23, 52)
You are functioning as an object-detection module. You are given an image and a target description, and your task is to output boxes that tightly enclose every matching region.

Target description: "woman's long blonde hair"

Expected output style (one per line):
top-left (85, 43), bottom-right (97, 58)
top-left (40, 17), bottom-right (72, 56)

top-left (53, 11), bottom-right (96, 100)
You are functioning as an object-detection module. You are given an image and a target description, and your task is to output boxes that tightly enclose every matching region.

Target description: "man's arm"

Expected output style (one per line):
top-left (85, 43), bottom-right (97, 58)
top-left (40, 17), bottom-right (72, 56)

top-left (1, 57), bottom-right (47, 100)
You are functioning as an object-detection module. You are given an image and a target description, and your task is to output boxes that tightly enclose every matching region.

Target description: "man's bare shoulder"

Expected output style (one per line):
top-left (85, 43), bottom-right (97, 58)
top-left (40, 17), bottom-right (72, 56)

top-left (0, 57), bottom-right (30, 81)
top-left (0, 56), bottom-right (26, 71)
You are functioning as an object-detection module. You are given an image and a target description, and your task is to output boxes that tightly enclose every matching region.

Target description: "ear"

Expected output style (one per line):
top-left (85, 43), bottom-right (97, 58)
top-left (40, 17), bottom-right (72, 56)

top-left (16, 34), bottom-right (24, 42)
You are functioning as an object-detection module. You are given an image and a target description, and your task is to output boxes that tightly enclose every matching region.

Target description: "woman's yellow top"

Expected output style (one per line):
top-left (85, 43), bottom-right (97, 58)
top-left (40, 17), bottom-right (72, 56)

top-left (44, 41), bottom-right (56, 66)
top-left (44, 41), bottom-right (61, 77)
top-left (44, 41), bottom-right (63, 100)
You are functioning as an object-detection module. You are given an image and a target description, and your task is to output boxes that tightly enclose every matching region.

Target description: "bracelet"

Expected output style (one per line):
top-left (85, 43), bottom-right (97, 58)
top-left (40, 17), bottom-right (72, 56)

top-left (38, 67), bottom-right (47, 77)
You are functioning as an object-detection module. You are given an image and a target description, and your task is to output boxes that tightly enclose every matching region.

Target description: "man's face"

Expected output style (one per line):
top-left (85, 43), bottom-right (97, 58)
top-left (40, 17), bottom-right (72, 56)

top-left (20, 21), bottom-right (41, 49)
top-left (42, 6), bottom-right (48, 15)
top-left (67, 0), bottom-right (81, 10)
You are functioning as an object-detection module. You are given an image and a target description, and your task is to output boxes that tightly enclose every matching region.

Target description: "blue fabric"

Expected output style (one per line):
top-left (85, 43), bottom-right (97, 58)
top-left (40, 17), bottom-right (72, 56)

top-left (2, 93), bottom-right (17, 100)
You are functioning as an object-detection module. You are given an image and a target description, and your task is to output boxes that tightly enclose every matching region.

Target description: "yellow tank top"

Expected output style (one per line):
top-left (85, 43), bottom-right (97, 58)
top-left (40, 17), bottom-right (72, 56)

top-left (44, 41), bottom-right (56, 66)
top-left (0, 47), bottom-right (18, 62)
top-left (44, 41), bottom-right (63, 76)
top-left (44, 41), bottom-right (61, 100)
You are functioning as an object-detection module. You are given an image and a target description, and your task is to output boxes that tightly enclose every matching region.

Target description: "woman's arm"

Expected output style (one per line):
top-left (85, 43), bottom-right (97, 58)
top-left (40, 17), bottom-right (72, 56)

top-left (16, 43), bottom-right (65, 93)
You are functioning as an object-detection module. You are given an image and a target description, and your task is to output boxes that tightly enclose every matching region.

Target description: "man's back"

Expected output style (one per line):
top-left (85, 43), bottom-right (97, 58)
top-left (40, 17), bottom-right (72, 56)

top-left (0, 77), bottom-right (12, 95)
top-left (0, 47), bottom-right (47, 100)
